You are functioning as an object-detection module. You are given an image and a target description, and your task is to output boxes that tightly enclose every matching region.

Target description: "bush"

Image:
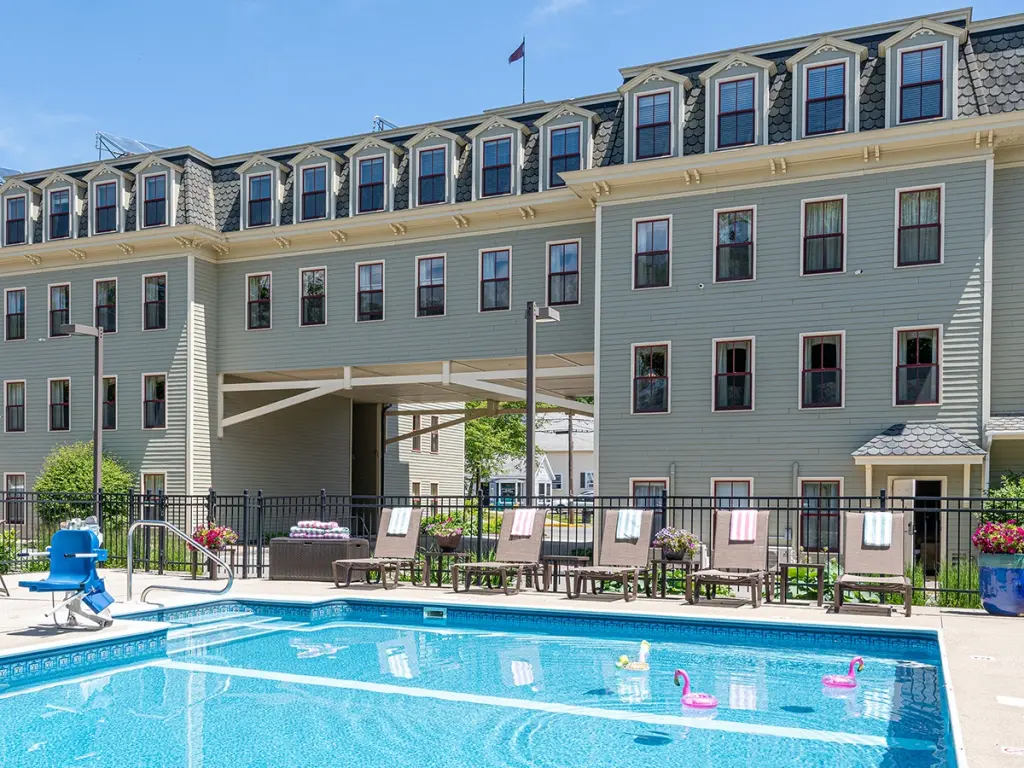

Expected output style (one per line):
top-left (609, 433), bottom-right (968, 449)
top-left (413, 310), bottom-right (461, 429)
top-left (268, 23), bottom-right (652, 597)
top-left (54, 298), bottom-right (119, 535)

top-left (983, 472), bottom-right (1024, 523)
top-left (33, 442), bottom-right (135, 524)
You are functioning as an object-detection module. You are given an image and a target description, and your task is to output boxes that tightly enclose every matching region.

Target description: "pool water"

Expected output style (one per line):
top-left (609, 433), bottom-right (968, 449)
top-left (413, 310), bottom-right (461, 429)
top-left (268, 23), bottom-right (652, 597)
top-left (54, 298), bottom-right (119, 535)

top-left (0, 602), bottom-right (955, 767)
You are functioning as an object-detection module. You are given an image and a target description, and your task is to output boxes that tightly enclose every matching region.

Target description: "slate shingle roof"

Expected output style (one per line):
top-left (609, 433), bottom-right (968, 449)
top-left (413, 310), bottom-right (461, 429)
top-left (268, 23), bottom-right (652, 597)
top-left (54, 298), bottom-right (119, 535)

top-left (859, 40), bottom-right (887, 131)
top-left (987, 413), bottom-right (1024, 432)
top-left (966, 26), bottom-right (1024, 115)
top-left (852, 423), bottom-right (986, 457)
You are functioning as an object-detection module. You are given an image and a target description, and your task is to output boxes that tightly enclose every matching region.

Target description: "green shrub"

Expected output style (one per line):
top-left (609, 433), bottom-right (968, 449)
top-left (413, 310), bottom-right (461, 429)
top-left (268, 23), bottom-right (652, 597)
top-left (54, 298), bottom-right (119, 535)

top-left (983, 472), bottom-right (1024, 524)
top-left (33, 442), bottom-right (135, 524)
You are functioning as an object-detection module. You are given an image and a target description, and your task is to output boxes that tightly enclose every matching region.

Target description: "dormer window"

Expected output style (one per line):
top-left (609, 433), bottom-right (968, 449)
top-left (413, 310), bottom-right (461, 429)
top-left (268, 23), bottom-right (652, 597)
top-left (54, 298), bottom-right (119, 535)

top-left (880, 20), bottom-right (964, 128)
top-left (536, 104), bottom-right (599, 191)
top-left (94, 182), bottom-right (118, 233)
top-left (787, 37), bottom-right (865, 140)
top-left (289, 147), bottom-right (342, 223)
top-left (482, 138), bottom-right (512, 197)
top-left (300, 166), bottom-right (327, 221)
top-left (549, 126), bottom-right (580, 187)
top-left (636, 92), bottom-right (671, 159)
top-left (358, 157), bottom-right (386, 213)
top-left (248, 173), bottom-right (273, 226)
top-left (4, 196), bottom-right (25, 245)
top-left (49, 189), bottom-right (71, 239)
top-left (718, 79), bottom-right (755, 148)
top-left (701, 53), bottom-right (774, 152)
top-left (467, 117), bottom-right (527, 200)
top-left (345, 137), bottom-right (402, 215)
top-left (142, 174), bottom-right (167, 227)
top-left (900, 47), bottom-right (942, 123)
top-left (418, 148), bottom-right (446, 205)
top-left (618, 68), bottom-right (689, 164)
top-left (806, 64), bottom-right (846, 136)
top-left (406, 127), bottom-right (465, 208)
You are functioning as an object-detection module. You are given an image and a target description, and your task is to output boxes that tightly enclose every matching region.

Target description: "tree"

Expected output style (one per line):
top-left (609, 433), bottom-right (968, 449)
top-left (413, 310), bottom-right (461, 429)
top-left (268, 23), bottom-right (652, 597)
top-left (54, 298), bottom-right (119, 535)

top-left (464, 401), bottom-right (527, 493)
top-left (34, 442), bottom-right (136, 523)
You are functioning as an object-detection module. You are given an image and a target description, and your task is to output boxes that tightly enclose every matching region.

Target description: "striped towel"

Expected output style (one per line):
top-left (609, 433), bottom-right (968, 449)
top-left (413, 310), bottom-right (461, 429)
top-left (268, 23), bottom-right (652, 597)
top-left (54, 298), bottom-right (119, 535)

top-left (728, 509), bottom-right (758, 543)
top-left (615, 509), bottom-right (643, 542)
top-left (387, 507), bottom-right (412, 536)
top-left (510, 660), bottom-right (535, 687)
top-left (511, 507), bottom-right (536, 537)
top-left (863, 512), bottom-right (893, 548)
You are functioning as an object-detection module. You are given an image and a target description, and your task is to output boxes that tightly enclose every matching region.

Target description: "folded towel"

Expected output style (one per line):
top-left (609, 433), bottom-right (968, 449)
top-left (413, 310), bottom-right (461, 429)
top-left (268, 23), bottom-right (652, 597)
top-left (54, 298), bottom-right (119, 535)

top-left (511, 507), bottom-right (536, 537)
top-left (728, 509), bottom-right (758, 543)
top-left (387, 507), bottom-right (412, 536)
top-left (615, 509), bottom-right (643, 541)
top-left (863, 512), bottom-right (893, 548)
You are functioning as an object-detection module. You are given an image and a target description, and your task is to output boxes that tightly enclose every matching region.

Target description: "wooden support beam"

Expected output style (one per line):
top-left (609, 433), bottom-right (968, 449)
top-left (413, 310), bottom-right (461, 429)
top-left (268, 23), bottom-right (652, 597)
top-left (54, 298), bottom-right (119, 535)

top-left (384, 413), bottom-right (477, 445)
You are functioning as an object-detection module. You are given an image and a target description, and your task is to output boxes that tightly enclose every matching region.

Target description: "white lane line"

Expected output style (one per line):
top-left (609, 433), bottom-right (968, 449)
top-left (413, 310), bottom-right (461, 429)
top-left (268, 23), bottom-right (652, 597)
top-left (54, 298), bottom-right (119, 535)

top-left (157, 660), bottom-right (931, 751)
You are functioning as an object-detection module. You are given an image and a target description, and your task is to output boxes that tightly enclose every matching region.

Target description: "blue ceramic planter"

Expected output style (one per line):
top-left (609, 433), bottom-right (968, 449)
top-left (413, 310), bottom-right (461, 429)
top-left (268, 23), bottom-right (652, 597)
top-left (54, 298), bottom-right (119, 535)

top-left (978, 553), bottom-right (1024, 616)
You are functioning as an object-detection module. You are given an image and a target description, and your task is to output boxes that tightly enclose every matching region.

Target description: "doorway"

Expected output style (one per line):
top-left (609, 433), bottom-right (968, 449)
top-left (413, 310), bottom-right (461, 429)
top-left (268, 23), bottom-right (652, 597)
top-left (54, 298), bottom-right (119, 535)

top-left (888, 477), bottom-right (945, 576)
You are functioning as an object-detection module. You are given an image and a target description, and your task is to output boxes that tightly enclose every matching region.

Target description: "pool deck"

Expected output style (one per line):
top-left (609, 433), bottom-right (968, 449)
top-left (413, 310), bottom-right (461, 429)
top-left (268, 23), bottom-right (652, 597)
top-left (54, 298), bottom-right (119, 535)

top-left (2, 570), bottom-right (1022, 766)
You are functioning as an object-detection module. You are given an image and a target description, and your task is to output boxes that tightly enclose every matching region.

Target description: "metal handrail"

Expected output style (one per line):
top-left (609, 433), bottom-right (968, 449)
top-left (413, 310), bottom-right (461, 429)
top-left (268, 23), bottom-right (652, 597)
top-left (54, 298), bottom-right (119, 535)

top-left (126, 519), bottom-right (234, 604)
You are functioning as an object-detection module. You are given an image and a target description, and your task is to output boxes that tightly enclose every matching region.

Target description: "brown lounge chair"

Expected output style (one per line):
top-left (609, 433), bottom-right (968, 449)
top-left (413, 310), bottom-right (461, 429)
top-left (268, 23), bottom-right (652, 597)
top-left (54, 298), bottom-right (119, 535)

top-left (690, 508), bottom-right (770, 607)
top-left (565, 508), bottom-right (653, 602)
top-left (451, 508), bottom-right (546, 596)
top-left (332, 507), bottom-right (422, 589)
top-left (834, 511), bottom-right (912, 617)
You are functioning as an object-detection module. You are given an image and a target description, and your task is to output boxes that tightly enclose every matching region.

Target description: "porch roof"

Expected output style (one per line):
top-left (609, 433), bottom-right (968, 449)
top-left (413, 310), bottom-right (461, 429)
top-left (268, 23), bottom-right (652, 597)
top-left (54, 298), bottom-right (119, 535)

top-left (851, 423), bottom-right (985, 464)
top-left (987, 413), bottom-right (1024, 434)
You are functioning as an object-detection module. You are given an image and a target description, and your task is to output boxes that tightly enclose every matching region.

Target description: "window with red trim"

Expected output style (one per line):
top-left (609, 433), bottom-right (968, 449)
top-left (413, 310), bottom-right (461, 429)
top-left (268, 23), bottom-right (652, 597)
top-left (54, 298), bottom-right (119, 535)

top-left (715, 209), bottom-right (754, 281)
top-left (633, 344), bottom-right (669, 413)
top-left (802, 334), bottom-right (842, 408)
top-left (898, 188), bottom-right (941, 266)
top-left (634, 219), bottom-right (670, 289)
top-left (900, 47), bottom-right (943, 122)
top-left (896, 328), bottom-right (939, 405)
top-left (714, 340), bottom-right (752, 411)
top-left (636, 92), bottom-right (671, 159)
top-left (301, 166), bottom-right (327, 221)
top-left (801, 480), bottom-right (840, 551)
top-left (718, 78), bottom-right (755, 148)
top-left (803, 199), bottom-right (844, 274)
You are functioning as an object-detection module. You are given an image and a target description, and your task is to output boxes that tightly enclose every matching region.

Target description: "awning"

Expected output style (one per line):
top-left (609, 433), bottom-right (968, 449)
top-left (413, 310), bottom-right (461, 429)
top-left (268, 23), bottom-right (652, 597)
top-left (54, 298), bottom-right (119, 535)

top-left (852, 423), bottom-right (985, 466)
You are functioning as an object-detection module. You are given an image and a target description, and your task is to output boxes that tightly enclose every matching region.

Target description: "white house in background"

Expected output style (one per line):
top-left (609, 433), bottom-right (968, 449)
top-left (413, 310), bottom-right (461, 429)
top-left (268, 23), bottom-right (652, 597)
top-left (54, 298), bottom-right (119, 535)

top-left (488, 455), bottom-right (556, 502)
top-left (538, 415), bottom-right (595, 497)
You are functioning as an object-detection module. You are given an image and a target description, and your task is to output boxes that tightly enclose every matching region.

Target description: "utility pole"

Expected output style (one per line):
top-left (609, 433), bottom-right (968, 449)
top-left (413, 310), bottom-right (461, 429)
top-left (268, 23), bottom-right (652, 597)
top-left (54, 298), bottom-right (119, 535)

top-left (567, 412), bottom-right (574, 524)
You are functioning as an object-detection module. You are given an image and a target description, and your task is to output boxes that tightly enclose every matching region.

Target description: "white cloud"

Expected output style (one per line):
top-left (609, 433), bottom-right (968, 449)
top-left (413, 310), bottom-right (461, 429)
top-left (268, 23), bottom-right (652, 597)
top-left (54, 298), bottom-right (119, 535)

top-left (531, 0), bottom-right (586, 21)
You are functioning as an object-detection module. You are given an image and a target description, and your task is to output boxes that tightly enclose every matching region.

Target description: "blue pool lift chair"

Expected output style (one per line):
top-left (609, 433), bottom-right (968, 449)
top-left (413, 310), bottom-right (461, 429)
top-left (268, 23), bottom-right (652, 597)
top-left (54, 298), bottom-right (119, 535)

top-left (20, 529), bottom-right (115, 629)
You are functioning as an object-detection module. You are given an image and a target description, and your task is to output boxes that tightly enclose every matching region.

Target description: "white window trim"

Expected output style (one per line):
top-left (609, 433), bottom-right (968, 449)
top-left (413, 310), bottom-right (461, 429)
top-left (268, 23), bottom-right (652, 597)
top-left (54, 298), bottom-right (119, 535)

top-left (893, 183), bottom-right (946, 268)
top-left (797, 330), bottom-right (846, 410)
top-left (141, 471), bottom-right (167, 495)
top-left (630, 477), bottom-right (669, 495)
top-left (296, 162), bottom-right (331, 223)
top-left (711, 72), bottom-right (767, 152)
top-left (3, 379), bottom-right (26, 434)
top-left (541, 121), bottom-right (589, 191)
top-left (3, 472), bottom-right (27, 491)
top-left (892, 324), bottom-right (943, 407)
top-left (710, 477), bottom-right (755, 503)
top-left (414, 253), bottom-right (447, 319)
top-left (580, 471), bottom-right (595, 490)
top-left (241, 170), bottom-right (277, 229)
top-left (298, 266), bottom-right (328, 327)
top-left (711, 336), bottom-right (756, 413)
top-left (45, 186), bottom-right (74, 242)
top-left (796, 57), bottom-right (857, 140)
top-left (893, 39), bottom-right (951, 126)
top-left (412, 144), bottom-right (450, 207)
top-left (552, 473), bottom-right (563, 490)
top-left (631, 214), bottom-right (673, 291)
top-left (354, 259), bottom-right (386, 324)
top-left (2, 194), bottom-right (28, 246)
top-left (799, 194), bottom-right (848, 277)
top-left (630, 340), bottom-right (671, 415)
top-left (4, 287), bottom-right (26, 342)
top-left (478, 246), bottom-right (513, 314)
top-left (141, 372), bottom-right (168, 431)
top-left (353, 152), bottom-right (391, 215)
top-left (47, 376), bottom-right (71, 433)
top-left (474, 133), bottom-right (521, 200)
top-left (100, 374), bottom-right (117, 433)
top-left (632, 90), bottom-right (675, 162)
top-left (93, 276), bottom-right (118, 335)
top-left (3, 472), bottom-right (28, 522)
top-left (47, 282), bottom-right (70, 339)
top-left (139, 171), bottom-right (170, 229)
top-left (141, 272), bottom-right (168, 332)
top-left (89, 178), bottom-right (122, 236)
top-left (796, 476), bottom-right (845, 549)
top-left (711, 205), bottom-right (757, 283)
top-left (545, 238), bottom-right (582, 307)
top-left (244, 272), bottom-right (273, 332)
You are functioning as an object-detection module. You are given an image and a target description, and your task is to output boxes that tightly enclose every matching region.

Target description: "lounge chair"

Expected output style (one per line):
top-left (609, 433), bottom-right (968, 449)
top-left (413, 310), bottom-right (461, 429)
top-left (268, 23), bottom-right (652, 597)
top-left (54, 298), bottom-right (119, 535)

top-left (20, 529), bottom-right (114, 628)
top-left (690, 508), bottom-right (770, 607)
top-left (834, 511), bottom-right (912, 617)
top-left (564, 508), bottom-right (653, 602)
top-left (332, 507), bottom-right (422, 589)
top-left (451, 508), bottom-right (546, 596)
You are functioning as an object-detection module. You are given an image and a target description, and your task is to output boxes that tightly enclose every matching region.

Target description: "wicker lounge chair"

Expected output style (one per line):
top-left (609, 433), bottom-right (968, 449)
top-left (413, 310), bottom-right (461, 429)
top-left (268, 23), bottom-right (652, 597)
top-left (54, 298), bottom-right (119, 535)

top-left (332, 507), bottom-right (422, 589)
top-left (690, 508), bottom-right (770, 607)
top-left (451, 508), bottom-right (546, 596)
top-left (564, 508), bottom-right (653, 602)
top-left (834, 511), bottom-right (912, 617)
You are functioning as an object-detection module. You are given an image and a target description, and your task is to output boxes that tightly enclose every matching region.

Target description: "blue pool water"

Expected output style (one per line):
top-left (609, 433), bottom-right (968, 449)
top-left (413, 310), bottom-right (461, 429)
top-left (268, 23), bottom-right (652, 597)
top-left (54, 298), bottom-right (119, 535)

top-left (0, 601), bottom-right (956, 767)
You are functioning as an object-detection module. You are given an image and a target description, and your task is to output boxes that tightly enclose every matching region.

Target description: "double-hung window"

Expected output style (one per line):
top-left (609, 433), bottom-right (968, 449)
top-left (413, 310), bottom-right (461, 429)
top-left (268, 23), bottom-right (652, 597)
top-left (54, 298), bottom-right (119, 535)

top-left (95, 279), bottom-right (117, 333)
top-left (49, 189), bottom-right (70, 239)
top-left (143, 374), bottom-right (166, 429)
top-left (357, 262), bottom-right (384, 322)
top-left (631, 479), bottom-right (667, 509)
top-left (301, 166), bottom-right (327, 221)
top-left (636, 92), bottom-right (671, 159)
top-left (416, 256), bottom-right (445, 317)
top-left (4, 474), bottom-right (26, 524)
top-left (480, 249), bottom-right (510, 312)
top-left (714, 339), bottom-right (753, 411)
top-left (430, 416), bottom-right (439, 454)
top-left (801, 480), bottom-right (840, 552)
top-left (803, 198), bottom-right (844, 274)
top-left (412, 414), bottom-right (422, 452)
top-left (548, 241), bottom-right (579, 306)
top-left (549, 126), bottom-right (581, 186)
top-left (358, 157), bottom-right (385, 213)
top-left (246, 274), bottom-right (271, 330)
top-left (482, 138), bottom-right (512, 197)
top-left (49, 284), bottom-right (70, 337)
top-left (102, 377), bottom-right (116, 431)
top-left (714, 479), bottom-right (751, 509)
top-left (5, 289), bottom-right (25, 341)
top-left (143, 175), bottom-right (167, 227)
top-left (143, 275), bottom-right (167, 330)
top-left (5, 381), bottom-right (25, 433)
top-left (49, 379), bottom-right (70, 431)
top-left (801, 334), bottom-right (843, 408)
top-left (900, 47), bottom-right (943, 122)
top-left (248, 174), bottom-right (272, 226)
top-left (718, 78), bottom-right (755, 148)
top-left (634, 218), bottom-right (670, 289)
top-left (632, 343), bottom-right (669, 414)
top-left (300, 268), bottom-right (326, 326)
top-left (5, 196), bottom-right (26, 245)
top-left (806, 63), bottom-right (846, 135)
top-left (418, 148), bottom-right (446, 205)
top-left (95, 181), bottom-right (118, 233)
top-left (715, 209), bottom-right (754, 281)
top-left (896, 328), bottom-right (939, 405)
top-left (898, 188), bottom-right (941, 266)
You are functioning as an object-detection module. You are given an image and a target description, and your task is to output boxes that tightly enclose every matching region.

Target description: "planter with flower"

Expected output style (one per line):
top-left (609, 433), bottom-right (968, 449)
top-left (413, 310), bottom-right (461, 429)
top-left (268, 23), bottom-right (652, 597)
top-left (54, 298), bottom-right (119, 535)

top-left (972, 520), bottom-right (1024, 616)
top-left (424, 517), bottom-right (464, 552)
top-left (190, 523), bottom-right (239, 580)
top-left (653, 527), bottom-right (700, 562)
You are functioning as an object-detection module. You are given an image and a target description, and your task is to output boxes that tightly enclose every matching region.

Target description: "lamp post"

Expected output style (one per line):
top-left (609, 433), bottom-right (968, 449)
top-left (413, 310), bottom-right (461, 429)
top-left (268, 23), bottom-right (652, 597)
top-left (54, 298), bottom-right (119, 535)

top-left (61, 323), bottom-right (104, 521)
top-left (525, 301), bottom-right (560, 503)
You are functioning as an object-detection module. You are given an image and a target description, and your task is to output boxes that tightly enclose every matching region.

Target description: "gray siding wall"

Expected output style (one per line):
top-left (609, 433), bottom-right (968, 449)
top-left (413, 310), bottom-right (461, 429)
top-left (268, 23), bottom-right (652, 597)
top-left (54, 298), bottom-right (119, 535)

top-left (990, 440), bottom-right (1024, 483)
top-left (597, 161), bottom-right (987, 495)
top-left (382, 403), bottom-right (466, 496)
top-left (0, 256), bottom-right (190, 491)
top-left (991, 165), bottom-right (1024, 413)
top-left (214, 222), bottom-right (594, 373)
top-left (190, 257), bottom-right (217, 493)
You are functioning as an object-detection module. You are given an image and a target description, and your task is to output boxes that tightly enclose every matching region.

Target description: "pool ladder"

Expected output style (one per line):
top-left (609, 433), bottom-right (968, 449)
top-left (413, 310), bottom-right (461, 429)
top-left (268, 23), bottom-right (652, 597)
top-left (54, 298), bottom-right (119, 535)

top-left (126, 519), bottom-right (235, 604)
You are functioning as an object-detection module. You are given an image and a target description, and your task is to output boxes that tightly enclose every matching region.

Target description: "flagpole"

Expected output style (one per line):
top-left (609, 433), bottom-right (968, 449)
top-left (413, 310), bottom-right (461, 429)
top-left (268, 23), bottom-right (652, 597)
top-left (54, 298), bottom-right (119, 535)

top-left (522, 37), bottom-right (526, 103)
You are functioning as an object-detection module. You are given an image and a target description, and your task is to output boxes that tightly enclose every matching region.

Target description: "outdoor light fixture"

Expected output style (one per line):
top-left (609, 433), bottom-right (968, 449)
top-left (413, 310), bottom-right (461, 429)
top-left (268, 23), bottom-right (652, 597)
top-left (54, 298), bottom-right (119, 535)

top-left (525, 301), bottom-right (561, 501)
top-left (61, 323), bottom-right (105, 521)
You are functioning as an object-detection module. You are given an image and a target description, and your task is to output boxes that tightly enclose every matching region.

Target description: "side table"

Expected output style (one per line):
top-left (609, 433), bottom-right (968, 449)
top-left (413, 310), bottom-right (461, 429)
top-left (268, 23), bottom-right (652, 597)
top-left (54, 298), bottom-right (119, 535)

top-left (541, 555), bottom-right (590, 592)
top-left (651, 552), bottom-right (698, 602)
top-left (422, 550), bottom-right (471, 588)
top-left (779, 562), bottom-right (825, 606)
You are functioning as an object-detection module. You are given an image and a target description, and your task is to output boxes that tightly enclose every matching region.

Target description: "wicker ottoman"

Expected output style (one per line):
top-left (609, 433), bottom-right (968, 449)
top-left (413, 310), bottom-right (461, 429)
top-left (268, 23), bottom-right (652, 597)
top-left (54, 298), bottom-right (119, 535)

top-left (268, 538), bottom-right (370, 581)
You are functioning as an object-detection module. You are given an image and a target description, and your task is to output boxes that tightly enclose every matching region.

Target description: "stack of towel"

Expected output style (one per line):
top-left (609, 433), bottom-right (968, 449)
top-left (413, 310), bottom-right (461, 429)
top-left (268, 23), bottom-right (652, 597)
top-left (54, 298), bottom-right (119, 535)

top-left (289, 521), bottom-right (351, 539)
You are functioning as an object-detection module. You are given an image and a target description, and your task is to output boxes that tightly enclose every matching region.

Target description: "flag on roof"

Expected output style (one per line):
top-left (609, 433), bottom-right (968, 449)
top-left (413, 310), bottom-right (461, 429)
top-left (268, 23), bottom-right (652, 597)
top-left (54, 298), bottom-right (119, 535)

top-left (508, 39), bottom-right (525, 64)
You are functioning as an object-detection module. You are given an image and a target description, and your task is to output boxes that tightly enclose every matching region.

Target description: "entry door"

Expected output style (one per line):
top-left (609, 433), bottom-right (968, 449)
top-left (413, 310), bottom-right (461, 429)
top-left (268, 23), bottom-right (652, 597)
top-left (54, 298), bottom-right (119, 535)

top-left (889, 478), bottom-right (917, 568)
top-left (888, 478), bottom-right (944, 574)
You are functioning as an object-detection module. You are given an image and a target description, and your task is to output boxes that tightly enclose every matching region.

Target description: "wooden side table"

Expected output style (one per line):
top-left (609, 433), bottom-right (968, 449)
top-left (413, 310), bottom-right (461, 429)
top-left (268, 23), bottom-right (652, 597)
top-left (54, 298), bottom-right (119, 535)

top-left (779, 562), bottom-right (825, 606)
top-left (651, 551), bottom-right (698, 602)
top-left (422, 550), bottom-right (470, 587)
top-left (541, 555), bottom-right (590, 592)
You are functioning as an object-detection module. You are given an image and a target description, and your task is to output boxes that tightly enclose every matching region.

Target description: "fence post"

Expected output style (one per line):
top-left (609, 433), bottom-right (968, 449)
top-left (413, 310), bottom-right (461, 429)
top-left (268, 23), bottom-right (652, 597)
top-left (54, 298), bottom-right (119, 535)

top-left (476, 489), bottom-right (485, 562)
top-left (320, 488), bottom-right (327, 521)
top-left (157, 489), bottom-right (166, 575)
top-left (207, 487), bottom-right (216, 525)
top-left (96, 486), bottom-right (104, 528)
top-left (879, 489), bottom-right (887, 511)
top-left (256, 489), bottom-right (265, 579)
top-left (242, 490), bottom-right (251, 579)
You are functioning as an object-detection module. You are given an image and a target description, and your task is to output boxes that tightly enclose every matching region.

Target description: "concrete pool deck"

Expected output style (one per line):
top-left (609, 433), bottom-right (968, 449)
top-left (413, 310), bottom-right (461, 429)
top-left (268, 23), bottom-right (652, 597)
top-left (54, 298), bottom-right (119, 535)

top-left (2, 570), bottom-right (1021, 766)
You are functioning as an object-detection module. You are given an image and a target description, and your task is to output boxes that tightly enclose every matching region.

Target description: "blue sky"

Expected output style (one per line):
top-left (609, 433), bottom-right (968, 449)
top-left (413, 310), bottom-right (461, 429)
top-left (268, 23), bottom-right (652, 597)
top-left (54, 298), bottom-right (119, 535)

top-left (0, 0), bottom-right (1017, 172)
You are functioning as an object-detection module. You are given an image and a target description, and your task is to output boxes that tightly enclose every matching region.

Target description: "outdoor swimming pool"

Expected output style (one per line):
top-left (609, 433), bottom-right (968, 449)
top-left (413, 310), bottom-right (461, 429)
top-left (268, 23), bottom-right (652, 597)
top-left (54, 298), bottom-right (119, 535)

top-left (0, 600), bottom-right (957, 767)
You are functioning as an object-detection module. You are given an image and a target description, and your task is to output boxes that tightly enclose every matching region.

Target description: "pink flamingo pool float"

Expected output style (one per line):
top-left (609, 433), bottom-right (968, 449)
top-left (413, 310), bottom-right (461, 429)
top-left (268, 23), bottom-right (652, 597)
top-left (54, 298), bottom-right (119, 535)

top-left (822, 657), bottom-right (865, 688)
top-left (673, 669), bottom-right (718, 709)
